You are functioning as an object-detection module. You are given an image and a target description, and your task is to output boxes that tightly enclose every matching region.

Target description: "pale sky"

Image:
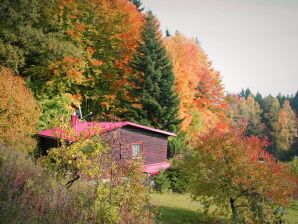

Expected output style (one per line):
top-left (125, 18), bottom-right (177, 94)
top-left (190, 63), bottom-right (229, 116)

top-left (142, 0), bottom-right (298, 96)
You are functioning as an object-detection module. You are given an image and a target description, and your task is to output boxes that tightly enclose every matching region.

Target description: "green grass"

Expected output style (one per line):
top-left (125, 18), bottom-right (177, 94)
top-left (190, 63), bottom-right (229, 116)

top-left (150, 193), bottom-right (222, 224)
top-left (285, 201), bottom-right (298, 224)
top-left (151, 192), bottom-right (298, 224)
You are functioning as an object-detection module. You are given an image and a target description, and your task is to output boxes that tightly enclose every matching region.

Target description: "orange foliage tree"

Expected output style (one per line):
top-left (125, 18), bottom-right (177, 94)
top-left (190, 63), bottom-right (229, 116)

top-left (0, 67), bottom-right (40, 150)
top-left (7, 0), bottom-right (145, 123)
top-left (56, 0), bottom-right (144, 118)
top-left (164, 33), bottom-right (225, 131)
top-left (184, 126), bottom-right (298, 223)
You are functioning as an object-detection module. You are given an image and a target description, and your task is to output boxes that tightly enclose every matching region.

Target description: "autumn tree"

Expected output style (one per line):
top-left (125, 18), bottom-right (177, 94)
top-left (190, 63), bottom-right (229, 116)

top-left (0, 0), bottom-right (144, 123)
top-left (262, 97), bottom-right (298, 156)
top-left (123, 12), bottom-right (181, 132)
top-left (0, 67), bottom-right (40, 151)
top-left (164, 33), bottom-right (203, 129)
top-left (275, 100), bottom-right (298, 152)
top-left (264, 96), bottom-right (281, 126)
top-left (226, 94), bottom-right (264, 137)
top-left (49, 0), bottom-right (145, 120)
top-left (262, 96), bottom-right (281, 154)
top-left (41, 0), bottom-right (144, 120)
top-left (194, 70), bottom-right (225, 112)
top-left (164, 33), bottom-right (225, 131)
top-left (183, 127), bottom-right (298, 223)
top-left (245, 96), bottom-right (265, 136)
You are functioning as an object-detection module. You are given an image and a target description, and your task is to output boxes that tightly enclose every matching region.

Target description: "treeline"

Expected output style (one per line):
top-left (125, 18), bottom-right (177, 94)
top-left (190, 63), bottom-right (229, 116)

top-left (226, 89), bottom-right (298, 161)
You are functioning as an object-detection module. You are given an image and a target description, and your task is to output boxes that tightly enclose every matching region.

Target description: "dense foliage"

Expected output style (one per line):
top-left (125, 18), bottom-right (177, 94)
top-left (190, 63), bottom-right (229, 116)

top-left (227, 90), bottom-right (298, 161)
top-left (0, 144), bottom-right (100, 223)
top-left (0, 0), bottom-right (144, 124)
top-left (164, 33), bottom-right (225, 131)
top-left (0, 67), bottom-right (40, 151)
top-left (0, 140), bottom-right (153, 224)
top-left (184, 127), bottom-right (298, 223)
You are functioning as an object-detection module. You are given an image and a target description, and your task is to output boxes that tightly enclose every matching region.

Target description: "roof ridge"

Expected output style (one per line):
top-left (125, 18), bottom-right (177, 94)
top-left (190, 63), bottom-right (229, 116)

top-left (37, 120), bottom-right (176, 141)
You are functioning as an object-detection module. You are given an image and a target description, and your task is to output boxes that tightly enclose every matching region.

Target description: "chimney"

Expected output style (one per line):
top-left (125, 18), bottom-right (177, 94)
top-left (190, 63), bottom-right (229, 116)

top-left (71, 112), bottom-right (79, 129)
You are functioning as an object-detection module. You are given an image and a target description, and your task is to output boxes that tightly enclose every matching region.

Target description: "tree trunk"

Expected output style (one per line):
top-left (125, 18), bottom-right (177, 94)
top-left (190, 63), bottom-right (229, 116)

top-left (230, 198), bottom-right (238, 224)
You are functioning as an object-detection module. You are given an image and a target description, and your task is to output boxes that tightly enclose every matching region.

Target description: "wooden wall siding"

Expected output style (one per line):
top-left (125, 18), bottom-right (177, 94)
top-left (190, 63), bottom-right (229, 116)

top-left (120, 126), bottom-right (168, 165)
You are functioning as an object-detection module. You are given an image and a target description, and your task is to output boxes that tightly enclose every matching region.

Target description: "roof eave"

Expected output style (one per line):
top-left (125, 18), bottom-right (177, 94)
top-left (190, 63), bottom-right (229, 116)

top-left (125, 122), bottom-right (176, 137)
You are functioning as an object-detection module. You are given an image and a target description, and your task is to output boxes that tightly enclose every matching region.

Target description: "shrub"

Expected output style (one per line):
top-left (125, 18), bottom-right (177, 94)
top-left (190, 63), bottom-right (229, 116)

top-left (167, 168), bottom-right (189, 193)
top-left (154, 170), bottom-right (171, 193)
top-left (168, 131), bottom-right (189, 158)
top-left (0, 144), bottom-right (97, 223)
top-left (0, 67), bottom-right (40, 152)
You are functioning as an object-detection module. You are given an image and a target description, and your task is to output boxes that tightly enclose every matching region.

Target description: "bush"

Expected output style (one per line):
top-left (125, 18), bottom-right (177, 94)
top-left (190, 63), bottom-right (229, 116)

top-left (168, 131), bottom-right (188, 158)
top-left (1, 136), bottom-right (155, 224)
top-left (0, 144), bottom-right (98, 223)
top-left (154, 170), bottom-right (171, 193)
top-left (167, 168), bottom-right (189, 193)
top-left (0, 67), bottom-right (40, 152)
top-left (153, 166), bottom-right (189, 194)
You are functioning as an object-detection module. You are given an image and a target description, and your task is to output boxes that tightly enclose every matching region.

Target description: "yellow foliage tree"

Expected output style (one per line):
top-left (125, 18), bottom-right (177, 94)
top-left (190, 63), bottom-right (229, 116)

top-left (0, 67), bottom-right (40, 150)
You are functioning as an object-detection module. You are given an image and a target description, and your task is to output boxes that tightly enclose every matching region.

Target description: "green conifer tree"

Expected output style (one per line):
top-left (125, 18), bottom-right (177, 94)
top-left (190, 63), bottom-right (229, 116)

top-left (239, 88), bottom-right (252, 100)
top-left (255, 92), bottom-right (265, 111)
top-left (129, 0), bottom-right (144, 11)
top-left (290, 91), bottom-right (298, 116)
top-left (125, 12), bottom-right (181, 132)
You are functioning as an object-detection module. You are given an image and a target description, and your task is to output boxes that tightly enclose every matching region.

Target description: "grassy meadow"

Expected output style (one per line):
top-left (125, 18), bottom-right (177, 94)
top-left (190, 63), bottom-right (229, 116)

top-left (151, 193), bottom-right (298, 224)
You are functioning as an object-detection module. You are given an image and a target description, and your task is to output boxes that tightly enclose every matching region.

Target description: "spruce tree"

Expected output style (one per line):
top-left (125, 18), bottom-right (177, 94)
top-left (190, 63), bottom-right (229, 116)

top-left (290, 91), bottom-right (298, 116)
top-left (125, 12), bottom-right (181, 132)
top-left (239, 88), bottom-right (252, 100)
top-left (129, 0), bottom-right (144, 12)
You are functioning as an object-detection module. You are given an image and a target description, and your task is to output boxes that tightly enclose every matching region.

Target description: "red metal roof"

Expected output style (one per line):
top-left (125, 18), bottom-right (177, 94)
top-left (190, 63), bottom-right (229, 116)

top-left (37, 120), bottom-right (175, 141)
top-left (143, 162), bottom-right (170, 175)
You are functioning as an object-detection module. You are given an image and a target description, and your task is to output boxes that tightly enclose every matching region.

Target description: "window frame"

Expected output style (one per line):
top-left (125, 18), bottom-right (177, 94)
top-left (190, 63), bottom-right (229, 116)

top-left (131, 141), bottom-right (143, 158)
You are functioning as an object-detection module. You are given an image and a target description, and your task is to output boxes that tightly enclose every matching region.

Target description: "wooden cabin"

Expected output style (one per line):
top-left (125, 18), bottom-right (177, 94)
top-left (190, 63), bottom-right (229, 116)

top-left (37, 115), bottom-right (175, 175)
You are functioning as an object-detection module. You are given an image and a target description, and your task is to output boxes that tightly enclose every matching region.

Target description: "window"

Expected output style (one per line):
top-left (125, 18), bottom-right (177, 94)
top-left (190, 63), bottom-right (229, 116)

top-left (132, 142), bottom-right (142, 158)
